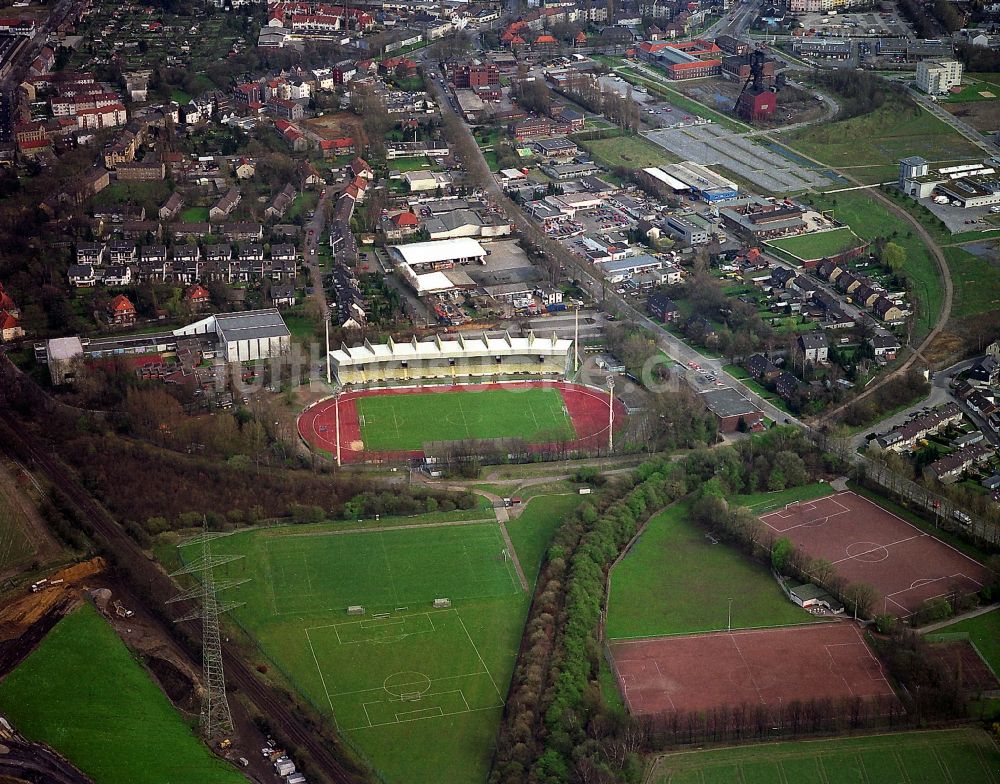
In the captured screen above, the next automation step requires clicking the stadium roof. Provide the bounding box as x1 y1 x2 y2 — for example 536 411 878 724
389 237 488 266
331 332 573 365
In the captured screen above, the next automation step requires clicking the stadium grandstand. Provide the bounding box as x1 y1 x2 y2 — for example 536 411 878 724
329 331 573 386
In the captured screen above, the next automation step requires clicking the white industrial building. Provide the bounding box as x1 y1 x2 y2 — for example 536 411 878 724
898 157 1000 207
174 308 291 362
916 59 963 95
388 237 488 270
329 332 573 386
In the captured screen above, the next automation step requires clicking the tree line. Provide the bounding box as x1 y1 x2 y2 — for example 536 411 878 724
490 429 836 783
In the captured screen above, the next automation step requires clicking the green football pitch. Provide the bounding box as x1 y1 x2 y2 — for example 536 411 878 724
179 522 529 784
257 524 520 615
356 388 575 451
767 226 863 261
650 728 1000 784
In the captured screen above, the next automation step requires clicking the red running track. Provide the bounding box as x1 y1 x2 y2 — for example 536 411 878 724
609 623 896 716
297 381 627 464
759 492 991 618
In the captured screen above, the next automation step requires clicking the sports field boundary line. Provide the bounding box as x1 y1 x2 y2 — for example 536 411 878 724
328 669 492 699
305 608 449 634
350 703 504 731
456 612 504 702
305 626 340 731
835 491 988 571
605 618 838 643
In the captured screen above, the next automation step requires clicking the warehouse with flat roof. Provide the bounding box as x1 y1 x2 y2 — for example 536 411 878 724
388 237 488 270
661 162 739 202
174 308 290 363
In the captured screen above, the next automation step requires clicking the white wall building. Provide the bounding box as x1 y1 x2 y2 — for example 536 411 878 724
174 308 291 362
916 60 963 94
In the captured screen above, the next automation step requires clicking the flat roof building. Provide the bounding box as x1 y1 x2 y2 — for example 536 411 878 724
388 238 488 270
174 308 290 363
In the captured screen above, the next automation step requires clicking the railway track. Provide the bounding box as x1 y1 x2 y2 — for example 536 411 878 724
0 410 369 784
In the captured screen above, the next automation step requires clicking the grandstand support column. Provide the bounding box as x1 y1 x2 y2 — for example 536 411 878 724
335 391 342 468
607 376 615 453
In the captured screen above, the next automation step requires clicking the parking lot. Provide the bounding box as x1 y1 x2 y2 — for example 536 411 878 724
644 124 832 192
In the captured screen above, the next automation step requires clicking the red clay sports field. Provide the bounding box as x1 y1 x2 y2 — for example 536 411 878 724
609 623 896 716
759 492 991 618
298 381 627 463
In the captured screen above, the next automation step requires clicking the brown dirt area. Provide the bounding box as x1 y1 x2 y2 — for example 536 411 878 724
303 112 368 144
925 311 1000 366
943 101 1000 133
672 79 826 128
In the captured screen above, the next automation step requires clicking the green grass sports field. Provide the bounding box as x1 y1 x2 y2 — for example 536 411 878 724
0 603 243 784
356 388 574 450
177 520 534 784
767 226 863 261
606 501 815 639
650 728 1000 784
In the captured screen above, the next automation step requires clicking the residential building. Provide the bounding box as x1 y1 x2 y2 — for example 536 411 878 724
916 59 963 95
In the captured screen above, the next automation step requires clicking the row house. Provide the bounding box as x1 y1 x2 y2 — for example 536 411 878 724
875 403 963 451
76 104 127 131
927 443 995 483
51 92 121 117
210 187 241 221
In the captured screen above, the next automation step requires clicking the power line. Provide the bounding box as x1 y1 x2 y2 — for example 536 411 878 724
168 522 249 739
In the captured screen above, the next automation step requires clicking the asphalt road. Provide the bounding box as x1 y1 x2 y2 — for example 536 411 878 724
0 735 92 784
425 55 801 427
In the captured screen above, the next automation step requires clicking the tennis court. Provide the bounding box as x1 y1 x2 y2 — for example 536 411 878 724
759 492 991 618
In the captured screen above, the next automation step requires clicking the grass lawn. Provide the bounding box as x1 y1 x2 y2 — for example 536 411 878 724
179 521 529 784
356 388 575 451
943 246 1000 318
170 88 191 105
390 157 439 173
605 502 813 639
287 191 319 221
732 482 835 515
942 78 1000 103
786 98 982 185
505 494 581 588
578 135 679 169
0 484 34 572
929 608 1000 677
767 226 863 261
179 206 209 223
283 312 316 342
802 191 942 338
0 604 243 784
649 728 1000 784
